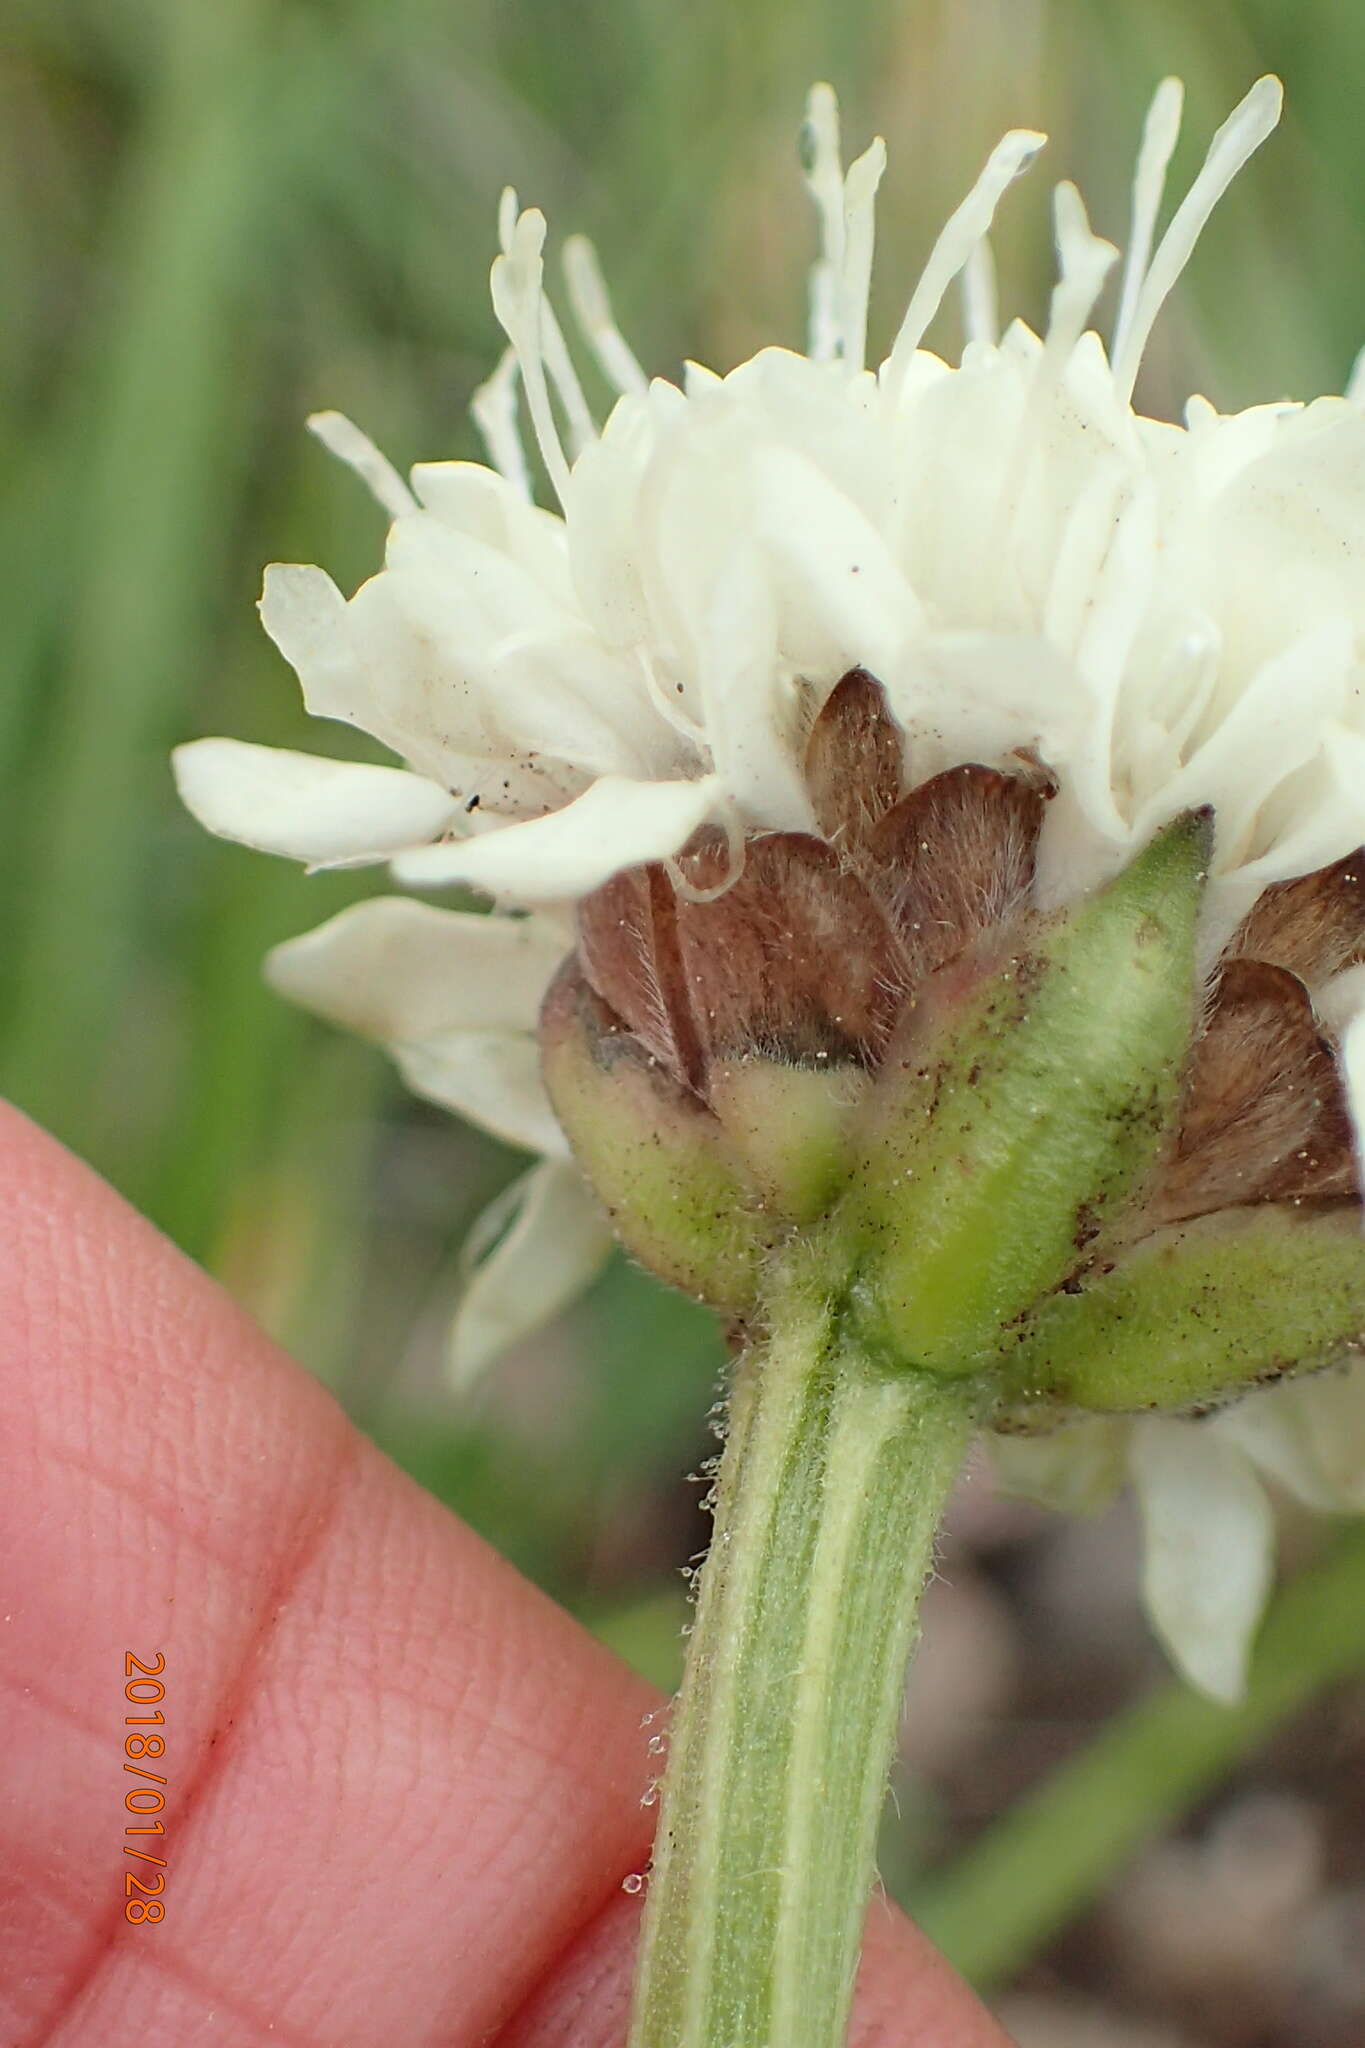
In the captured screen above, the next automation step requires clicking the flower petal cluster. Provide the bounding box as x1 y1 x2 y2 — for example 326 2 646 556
175 76 1365 1697
993 1368 1365 1702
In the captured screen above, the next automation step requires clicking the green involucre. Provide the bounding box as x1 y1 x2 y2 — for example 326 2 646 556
542 988 767 1310
846 814 1210 1376
993 1203 1365 1417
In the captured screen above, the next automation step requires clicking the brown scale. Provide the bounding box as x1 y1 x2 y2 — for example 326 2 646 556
1150 959 1357 1225
804 667 904 850
863 765 1046 986
1225 852 1365 983
572 665 1365 1227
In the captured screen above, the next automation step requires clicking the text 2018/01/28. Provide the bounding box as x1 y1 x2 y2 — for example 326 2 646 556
123 1652 167 1923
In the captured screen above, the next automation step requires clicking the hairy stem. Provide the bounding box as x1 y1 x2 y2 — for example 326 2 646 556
628 1262 978 2048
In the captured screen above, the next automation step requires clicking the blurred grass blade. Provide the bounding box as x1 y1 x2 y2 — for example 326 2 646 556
1 0 286 1147
910 1523 1365 1990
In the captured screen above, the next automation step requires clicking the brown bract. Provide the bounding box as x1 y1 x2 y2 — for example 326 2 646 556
561 667 1365 1242
1227 851 1365 983
577 671 1050 1095
1152 959 1356 1225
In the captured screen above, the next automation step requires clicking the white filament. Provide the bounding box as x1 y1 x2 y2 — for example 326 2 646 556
563 235 649 397
883 127 1047 398
470 348 532 500
1346 344 1365 407
961 236 999 347
497 187 598 462
305 411 417 520
637 647 708 748
489 206 573 507
537 292 599 459
1046 181 1119 363
838 138 887 377
1112 78 1185 376
1112 75 1282 401
802 83 846 363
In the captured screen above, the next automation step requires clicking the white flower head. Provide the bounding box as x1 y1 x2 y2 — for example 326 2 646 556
176 75 1365 1699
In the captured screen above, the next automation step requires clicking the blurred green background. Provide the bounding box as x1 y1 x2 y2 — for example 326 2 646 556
4 2 1365 2033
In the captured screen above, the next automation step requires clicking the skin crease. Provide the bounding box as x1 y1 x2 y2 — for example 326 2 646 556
0 1101 1012 2048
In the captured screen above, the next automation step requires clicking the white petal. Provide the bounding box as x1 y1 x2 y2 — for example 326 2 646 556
1341 1006 1365 1197
260 558 589 806
1136 621 1355 861
565 382 687 653
259 564 369 725
340 571 527 785
1291 1365 1365 1511
886 631 1098 782
989 1417 1131 1516
1201 730 1365 955
395 1034 567 1156
750 441 921 678
1314 961 1365 1034
383 515 660 774
393 772 722 899
266 897 567 1040
1131 1420 1276 1703
450 1160 612 1386
172 739 460 865
699 548 815 833
407 460 574 602
1216 1370 1365 1514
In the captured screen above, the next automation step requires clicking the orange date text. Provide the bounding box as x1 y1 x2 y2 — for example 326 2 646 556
122 1652 166 1922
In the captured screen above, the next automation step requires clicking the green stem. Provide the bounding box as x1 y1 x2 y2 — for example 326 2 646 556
629 1260 978 2048
912 1521 1365 1990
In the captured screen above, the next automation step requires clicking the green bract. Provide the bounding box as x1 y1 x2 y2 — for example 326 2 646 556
544 813 1365 1428
540 962 767 1310
995 1205 1365 1418
845 815 1210 1376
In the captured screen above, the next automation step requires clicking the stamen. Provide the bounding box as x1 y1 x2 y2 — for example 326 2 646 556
638 646 709 749
883 128 1046 398
961 237 999 347
666 802 746 903
982 188 1115 603
538 294 599 460
1046 181 1119 361
1111 78 1185 376
490 205 573 508
496 187 598 458
563 235 649 397
807 263 839 368
1347 345 1365 406
1112 75 1282 403
839 138 887 377
305 411 417 521
802 83 845 363
470 348 533 500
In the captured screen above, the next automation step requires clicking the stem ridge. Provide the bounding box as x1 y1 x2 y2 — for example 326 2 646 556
630 1269 977 2048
